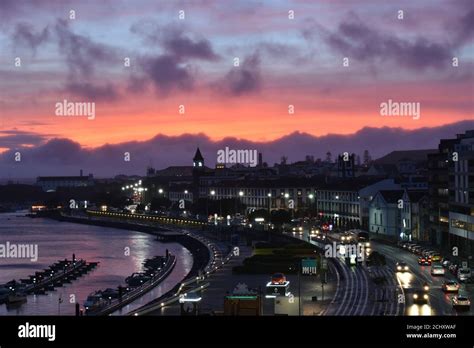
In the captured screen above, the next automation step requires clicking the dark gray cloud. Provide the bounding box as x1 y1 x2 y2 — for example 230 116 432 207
1 121 472 178
456 9 474 45
12 22 49 54
163 34 219 61
129 22 219 94
325 18 452 70
0 130 51 148
140 54 194 93
54 19 117 78
52 19 121 101
130 22 219 61
218 54 261 95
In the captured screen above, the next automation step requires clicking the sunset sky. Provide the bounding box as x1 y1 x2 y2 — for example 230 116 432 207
0 0 473 154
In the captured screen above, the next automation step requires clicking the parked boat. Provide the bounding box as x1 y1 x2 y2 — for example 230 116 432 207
125 273 150 287
84 292 107 312
7 292 27 305
0 287 10 304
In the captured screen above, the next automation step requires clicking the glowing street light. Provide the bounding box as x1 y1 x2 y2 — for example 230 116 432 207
210 190 216 196
158 188 163 194
267 193 272 197
184 190 188 194
239 191 244 197
284 193 289 198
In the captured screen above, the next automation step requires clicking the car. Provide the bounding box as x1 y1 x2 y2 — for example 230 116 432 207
431 254 442 262
407 244 418 252
442 280 460 292
418 256 431 266
420 249 430 257
396 262 409 272
457 268 472 282
413 289 429 304
431 264 445 276
414 247 424 255
292 226 304 234
271 273 286 285
452 294 470 310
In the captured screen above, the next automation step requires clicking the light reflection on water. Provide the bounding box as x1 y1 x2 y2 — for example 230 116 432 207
0 213 193 315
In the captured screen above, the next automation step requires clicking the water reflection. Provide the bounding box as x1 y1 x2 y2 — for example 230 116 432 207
0 213 193 315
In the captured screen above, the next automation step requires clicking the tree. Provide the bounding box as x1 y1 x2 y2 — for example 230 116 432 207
150 197 171 211
363 150 372 166
270 209 291 226
325 151 332 163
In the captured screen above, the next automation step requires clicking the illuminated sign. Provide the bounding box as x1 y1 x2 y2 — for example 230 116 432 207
301 258 317 275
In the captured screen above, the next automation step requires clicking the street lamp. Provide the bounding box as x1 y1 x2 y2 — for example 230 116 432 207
184 190 188 194
158 188 163 194
239 191 244 197
284 193 289 199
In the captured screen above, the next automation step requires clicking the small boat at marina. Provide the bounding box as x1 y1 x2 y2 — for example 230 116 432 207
101 288 119 300
84 292 107 312
0 287 10 304
125 273 150 287
7 292 27 305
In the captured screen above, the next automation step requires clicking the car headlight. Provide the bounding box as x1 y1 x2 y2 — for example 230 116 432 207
365 242 370 247
397 266 401 270
414 294 418 299
404 266 409 270
424 294 428 299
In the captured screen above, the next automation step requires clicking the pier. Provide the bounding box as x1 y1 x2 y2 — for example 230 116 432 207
86 253 177 316
1 255 98 305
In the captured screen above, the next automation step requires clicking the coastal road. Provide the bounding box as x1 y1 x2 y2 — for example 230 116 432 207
371 240 474 316
287 231 381 316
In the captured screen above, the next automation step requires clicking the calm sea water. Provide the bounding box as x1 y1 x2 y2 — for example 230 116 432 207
0 213 193 315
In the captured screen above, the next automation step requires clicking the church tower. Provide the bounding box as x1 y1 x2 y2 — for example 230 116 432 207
192 148 205 204
193 148 204 169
